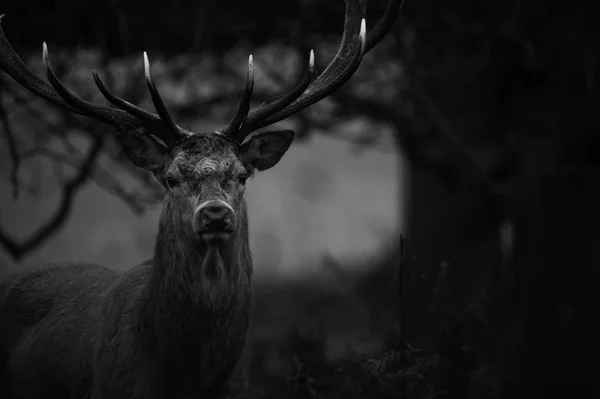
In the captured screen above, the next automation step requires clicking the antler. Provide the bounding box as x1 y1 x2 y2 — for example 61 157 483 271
0 0 401 147
0 14 188 146
221 0 404 143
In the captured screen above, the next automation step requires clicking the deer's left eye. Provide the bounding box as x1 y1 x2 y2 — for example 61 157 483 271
238 174 249 185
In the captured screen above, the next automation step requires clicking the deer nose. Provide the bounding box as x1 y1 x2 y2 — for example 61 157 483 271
195 201 234 233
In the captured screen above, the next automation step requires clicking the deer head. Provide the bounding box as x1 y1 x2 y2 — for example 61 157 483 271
0 0 403 250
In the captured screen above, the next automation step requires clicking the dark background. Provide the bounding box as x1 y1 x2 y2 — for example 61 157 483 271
1 0 599 397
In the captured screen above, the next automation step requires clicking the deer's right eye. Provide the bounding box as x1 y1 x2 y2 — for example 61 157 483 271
165 176 180 189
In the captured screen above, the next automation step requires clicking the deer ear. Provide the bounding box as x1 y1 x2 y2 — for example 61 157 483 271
241 129 294 171
117 125 166 171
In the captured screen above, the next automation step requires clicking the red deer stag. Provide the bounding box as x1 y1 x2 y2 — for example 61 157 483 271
0 1 402 398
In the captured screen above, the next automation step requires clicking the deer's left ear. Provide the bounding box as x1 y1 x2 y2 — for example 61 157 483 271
241 129 294 171
117 125 167 171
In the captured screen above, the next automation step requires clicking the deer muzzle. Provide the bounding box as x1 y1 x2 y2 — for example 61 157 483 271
194 200 236 244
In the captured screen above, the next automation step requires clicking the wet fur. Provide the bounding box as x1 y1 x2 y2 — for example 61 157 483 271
0 134 257 399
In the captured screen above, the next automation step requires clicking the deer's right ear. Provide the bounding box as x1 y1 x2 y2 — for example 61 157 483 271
117 125 167 171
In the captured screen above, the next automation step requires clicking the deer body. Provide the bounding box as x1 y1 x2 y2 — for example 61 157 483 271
0 1 401 398
1 168 253 399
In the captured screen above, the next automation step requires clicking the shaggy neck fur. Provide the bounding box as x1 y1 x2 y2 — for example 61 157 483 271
135 197 253 393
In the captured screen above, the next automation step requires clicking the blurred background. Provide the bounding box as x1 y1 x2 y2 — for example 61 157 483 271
0 0 598 398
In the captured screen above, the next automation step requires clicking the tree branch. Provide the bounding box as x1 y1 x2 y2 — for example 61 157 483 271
0 135 105 261
20 146 155 215
0 75 21 198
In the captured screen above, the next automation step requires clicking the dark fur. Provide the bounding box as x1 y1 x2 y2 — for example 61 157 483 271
0 131 292 399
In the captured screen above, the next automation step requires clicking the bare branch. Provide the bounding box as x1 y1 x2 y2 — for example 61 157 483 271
91 166 154 215
0 74 21 198
0 135 105 261
20 144 154 215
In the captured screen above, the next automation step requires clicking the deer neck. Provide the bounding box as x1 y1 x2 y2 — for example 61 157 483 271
136 201 253 374
129 202 253 392
148 203 253 313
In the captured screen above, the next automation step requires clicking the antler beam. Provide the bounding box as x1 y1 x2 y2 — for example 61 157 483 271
222 0 404 143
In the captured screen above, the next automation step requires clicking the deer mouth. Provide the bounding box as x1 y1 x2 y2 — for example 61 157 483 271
200 230 233 245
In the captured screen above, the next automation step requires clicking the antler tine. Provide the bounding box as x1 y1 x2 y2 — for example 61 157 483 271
43 44 184 145
92 69 163 123
143 52 187 142
227 49 318 142
0 15 86 117
42 42 118 126
232 0 364 140
229 0 401 142
221 55 255 137
365 0 404 53
259 49 320 112
0 15 187 146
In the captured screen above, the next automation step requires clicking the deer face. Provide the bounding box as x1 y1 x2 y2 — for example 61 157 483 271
117 126 293 246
